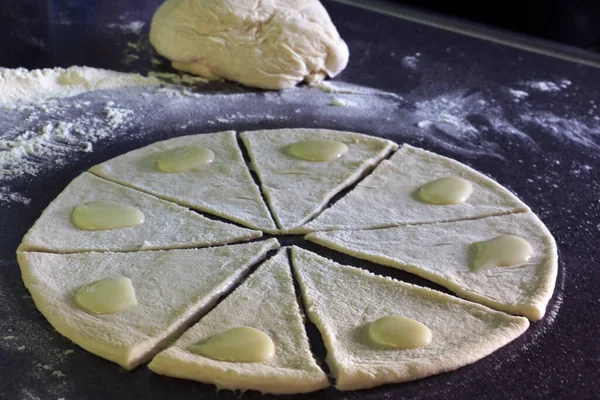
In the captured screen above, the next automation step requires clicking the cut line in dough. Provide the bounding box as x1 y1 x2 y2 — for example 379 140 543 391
18 239 280 369
306 212 558 320
240 128 397 232
149 248 329 394
290 246 530 391
18 172 262 253
296 144 530 233
89 131 278 233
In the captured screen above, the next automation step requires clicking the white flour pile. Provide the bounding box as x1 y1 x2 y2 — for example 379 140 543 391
401 54 420 71
520 79 571 93
0 67 403 205
0 66 159 106
508 89 529 101
107 21 146 34
1 65 598 208
0 98 139 202
412 90 535 157
521 111 600 150
0 67 160 204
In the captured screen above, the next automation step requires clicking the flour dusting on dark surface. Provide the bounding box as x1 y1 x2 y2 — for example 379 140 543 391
0 0 599 399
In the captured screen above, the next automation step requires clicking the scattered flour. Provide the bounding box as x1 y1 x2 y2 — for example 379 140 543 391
508 89 529 100
0 65 597 208
0 66 159 106
0 188 31 205
149 71 210 85
414 92 483 137
104 101 135 128
107 21 146 34
412 88 599 157
520 111 600 150
0 262 74 399
0 66 164 204
52 370 67 378
521 79 571 93
0 100 135 180
401 55 419 71
330 98 355 107
309 81 357 94
0 70 404 204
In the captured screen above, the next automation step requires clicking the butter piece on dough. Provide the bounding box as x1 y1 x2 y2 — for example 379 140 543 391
89 131 278 234
18 239 280 369
18 172 262 253
306 212 558 321
291 246 530 391
240 128 397 232
149 249 328 395
296 144 530 233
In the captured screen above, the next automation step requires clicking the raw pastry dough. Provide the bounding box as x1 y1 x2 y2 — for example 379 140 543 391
18 172 261 253
290 246 530 390
297 144 530 233
89 131 277 233
16 128 558 393
18 239 280 369
240 128 397 232
149 0 349 90
306 212 558 320
149 249 329 394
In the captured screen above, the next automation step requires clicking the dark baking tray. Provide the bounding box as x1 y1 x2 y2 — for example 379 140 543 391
0 1 599 399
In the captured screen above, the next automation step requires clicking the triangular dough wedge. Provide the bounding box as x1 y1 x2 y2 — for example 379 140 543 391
240 128 397 232
296 144 530 233
306 212 558 320
290 246 530 391
89 131 277 233
149 249 329 394
18 172 261 253
18 239 280 370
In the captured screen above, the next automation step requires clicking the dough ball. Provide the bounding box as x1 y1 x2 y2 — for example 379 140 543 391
149 0 349 90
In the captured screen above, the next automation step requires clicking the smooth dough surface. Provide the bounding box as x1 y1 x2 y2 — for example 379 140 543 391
306 212 558 321
89 131 277 233
18 172 262 253
290 246 530 391
18 239 280 369
297 144 530 233
240 128 397 231
149 0 349 90
149 249 329 394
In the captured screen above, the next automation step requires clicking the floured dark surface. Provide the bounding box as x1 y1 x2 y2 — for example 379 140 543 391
1 1 599 399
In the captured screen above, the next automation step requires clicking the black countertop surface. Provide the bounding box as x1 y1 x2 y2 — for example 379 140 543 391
0 1 599 399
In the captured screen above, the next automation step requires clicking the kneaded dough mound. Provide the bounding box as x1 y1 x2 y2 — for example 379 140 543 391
149 0 349 90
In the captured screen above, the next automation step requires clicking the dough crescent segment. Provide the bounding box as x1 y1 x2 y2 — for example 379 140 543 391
149 249 329 395
18 239 280 370
240 128 397 232
17 172 262 253
306 212 558 321
290 246 530 391
89 131 278 234
295 144 530 233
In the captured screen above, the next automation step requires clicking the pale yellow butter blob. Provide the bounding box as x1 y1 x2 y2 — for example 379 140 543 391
71 201 145 231
472 235 534 272
287 139 348 161
75 276 138 314
156 146 215 173
369 315 432 350
188 326 275 363
419 176 473 205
